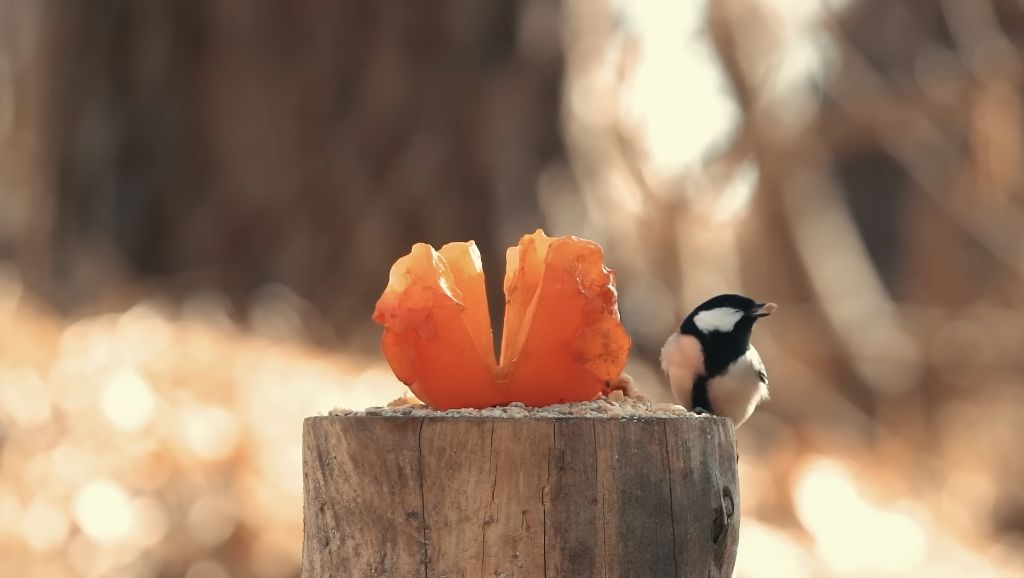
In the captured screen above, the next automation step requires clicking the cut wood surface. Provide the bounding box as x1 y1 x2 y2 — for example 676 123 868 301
302 415 739 578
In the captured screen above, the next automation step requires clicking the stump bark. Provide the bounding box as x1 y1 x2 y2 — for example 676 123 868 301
302 416 739 578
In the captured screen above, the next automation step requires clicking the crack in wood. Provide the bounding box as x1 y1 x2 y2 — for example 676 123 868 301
663 420 680 577
481 421 496 575
593 420 609 578
417 418 429 578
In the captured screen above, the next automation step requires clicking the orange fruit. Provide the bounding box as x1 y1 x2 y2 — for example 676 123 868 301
372 230 631 409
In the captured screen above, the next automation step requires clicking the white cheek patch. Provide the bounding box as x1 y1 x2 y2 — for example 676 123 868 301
693 307 743 333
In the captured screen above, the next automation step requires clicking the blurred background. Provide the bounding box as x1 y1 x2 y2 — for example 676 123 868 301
2 0 1024 576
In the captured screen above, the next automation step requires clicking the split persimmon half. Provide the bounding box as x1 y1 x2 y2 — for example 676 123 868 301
372 229 631 409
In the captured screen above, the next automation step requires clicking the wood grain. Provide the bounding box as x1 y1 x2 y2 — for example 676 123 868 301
302 415 739 578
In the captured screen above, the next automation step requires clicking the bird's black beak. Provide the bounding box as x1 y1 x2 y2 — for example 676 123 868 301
749 302 777 318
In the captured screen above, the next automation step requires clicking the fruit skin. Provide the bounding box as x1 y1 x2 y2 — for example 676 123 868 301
373 230 632 410
373 242 500 410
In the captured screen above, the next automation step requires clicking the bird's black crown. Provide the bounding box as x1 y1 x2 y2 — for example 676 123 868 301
689 294 758 315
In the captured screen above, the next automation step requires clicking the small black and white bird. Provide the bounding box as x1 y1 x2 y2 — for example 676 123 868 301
660 294 776 427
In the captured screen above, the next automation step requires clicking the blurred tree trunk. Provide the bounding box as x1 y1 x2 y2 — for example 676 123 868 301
1 0 566 343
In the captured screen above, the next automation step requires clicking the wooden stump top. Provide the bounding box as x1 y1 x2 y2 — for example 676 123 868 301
303 415 739 578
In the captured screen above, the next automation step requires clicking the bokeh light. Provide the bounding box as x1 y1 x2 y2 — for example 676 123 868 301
73 480 135 545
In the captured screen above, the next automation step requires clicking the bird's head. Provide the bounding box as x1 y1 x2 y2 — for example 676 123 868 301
679 293 776 342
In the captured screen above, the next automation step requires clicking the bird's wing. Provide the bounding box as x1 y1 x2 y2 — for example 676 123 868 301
748 345 769 393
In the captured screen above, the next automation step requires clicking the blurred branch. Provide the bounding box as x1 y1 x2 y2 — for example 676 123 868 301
823 15 1024 279
781 168 922 396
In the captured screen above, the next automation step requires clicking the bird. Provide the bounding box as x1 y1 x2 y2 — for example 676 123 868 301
660 294 776 427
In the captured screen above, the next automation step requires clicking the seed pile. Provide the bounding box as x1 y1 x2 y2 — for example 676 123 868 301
330 389 698 420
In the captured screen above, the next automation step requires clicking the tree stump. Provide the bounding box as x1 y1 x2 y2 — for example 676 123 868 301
302 416 739 578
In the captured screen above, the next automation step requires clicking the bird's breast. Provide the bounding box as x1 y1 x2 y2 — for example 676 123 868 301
706 346 769 427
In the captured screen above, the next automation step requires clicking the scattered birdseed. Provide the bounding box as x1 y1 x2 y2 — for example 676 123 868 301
330 390 699 420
